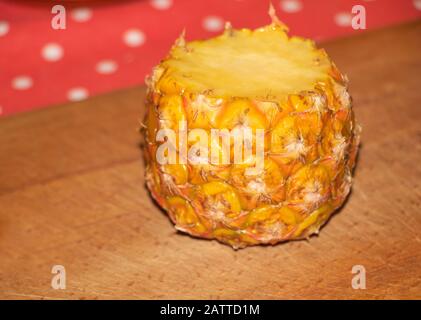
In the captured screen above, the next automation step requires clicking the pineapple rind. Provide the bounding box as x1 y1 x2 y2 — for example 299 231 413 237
143 23 360 249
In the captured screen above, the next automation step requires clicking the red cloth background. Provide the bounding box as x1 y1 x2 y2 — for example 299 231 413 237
0 0 420 117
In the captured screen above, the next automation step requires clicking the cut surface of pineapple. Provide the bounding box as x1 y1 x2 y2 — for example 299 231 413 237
159 27 331 100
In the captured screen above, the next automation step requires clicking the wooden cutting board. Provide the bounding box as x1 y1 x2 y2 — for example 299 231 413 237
1 21 420 300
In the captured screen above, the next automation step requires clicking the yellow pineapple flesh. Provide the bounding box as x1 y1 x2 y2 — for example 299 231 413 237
143 9 361 249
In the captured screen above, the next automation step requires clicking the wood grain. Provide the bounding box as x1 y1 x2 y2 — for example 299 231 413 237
1 22 421 300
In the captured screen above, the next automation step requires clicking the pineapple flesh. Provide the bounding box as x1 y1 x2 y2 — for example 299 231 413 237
143 12 361 249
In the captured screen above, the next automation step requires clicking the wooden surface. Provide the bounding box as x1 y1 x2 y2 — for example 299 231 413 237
1 22 421 300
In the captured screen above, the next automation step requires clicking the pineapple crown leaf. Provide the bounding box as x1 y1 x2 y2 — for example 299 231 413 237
268 2 289 33
224 21 234 37
173 29 186 49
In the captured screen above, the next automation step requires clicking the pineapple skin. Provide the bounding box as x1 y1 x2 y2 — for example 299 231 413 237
143 30 361 249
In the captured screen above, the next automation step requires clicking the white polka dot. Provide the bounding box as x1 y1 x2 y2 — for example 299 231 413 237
41 43 64 62
202 16 224 32
414 0 421 10
12 76 33 90
280 0 303 13
67 87 89 102
0 20 9 37
96 60 118 74
71 8 93 22
150 0 173 10
123 29 146 47
334 12 353 27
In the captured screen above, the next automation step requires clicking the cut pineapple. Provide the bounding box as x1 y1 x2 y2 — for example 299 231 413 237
143 8 361 249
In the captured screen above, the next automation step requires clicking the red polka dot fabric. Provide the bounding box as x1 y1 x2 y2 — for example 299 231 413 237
0 0 420 117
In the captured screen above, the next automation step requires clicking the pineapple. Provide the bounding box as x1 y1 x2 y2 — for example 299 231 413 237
142 7 361 249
